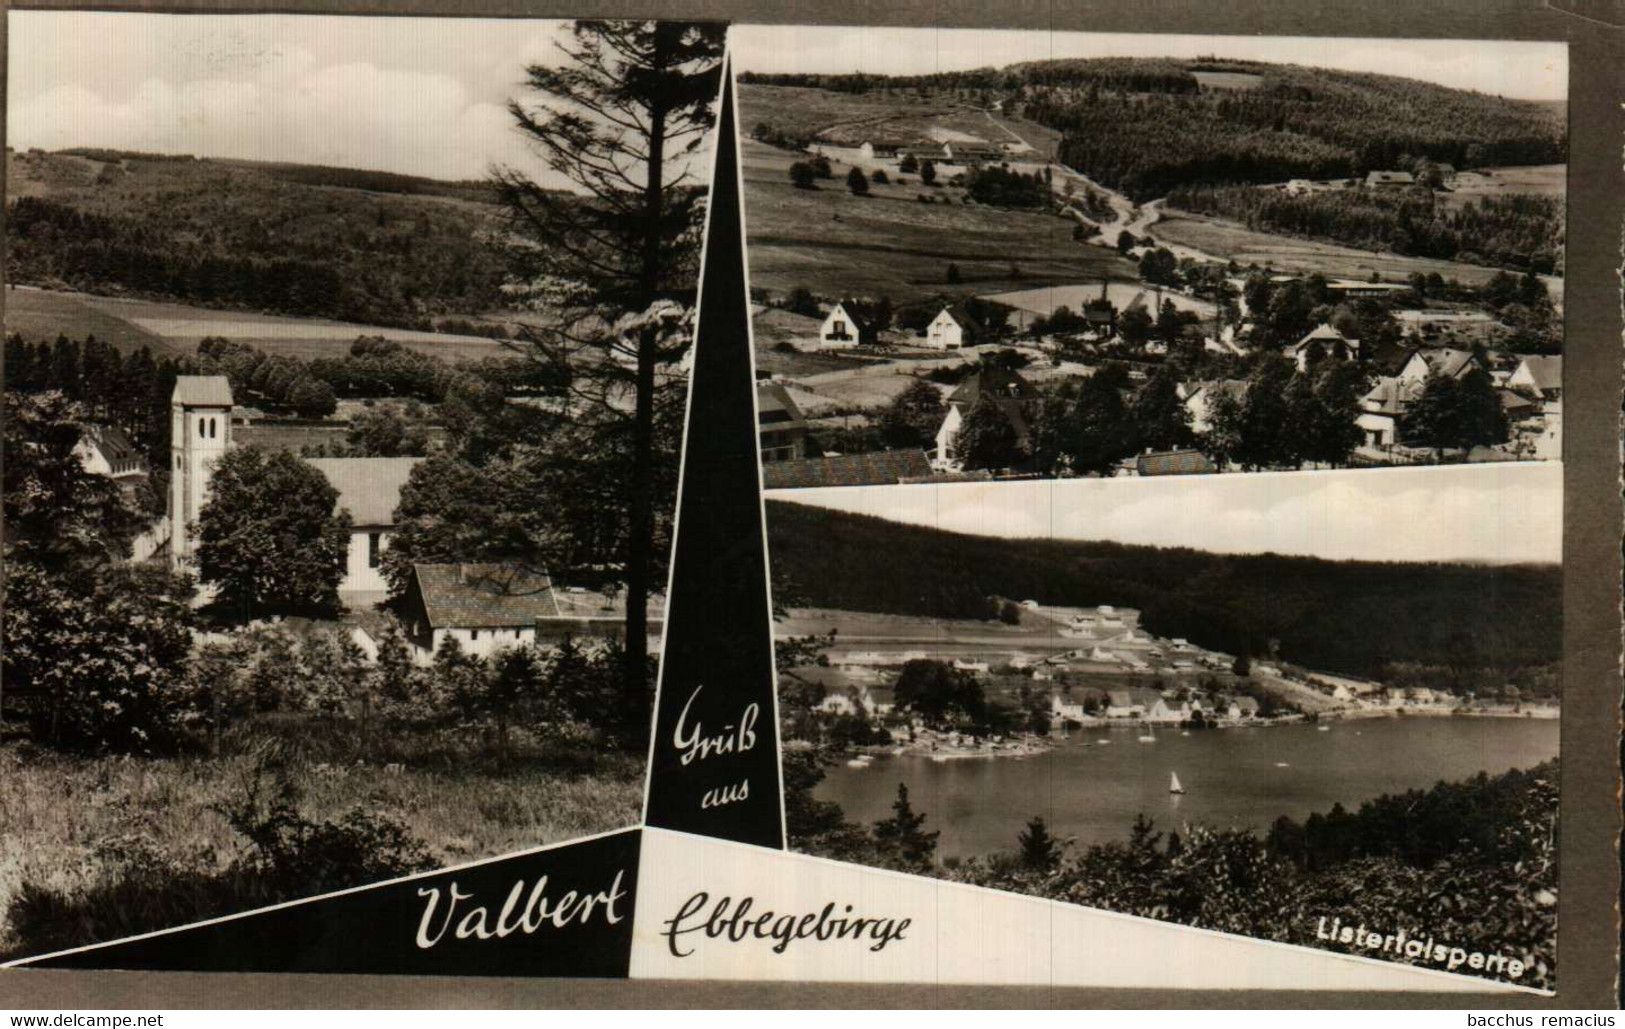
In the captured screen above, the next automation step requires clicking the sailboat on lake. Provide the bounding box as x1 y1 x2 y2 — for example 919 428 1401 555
1169 772 1185 795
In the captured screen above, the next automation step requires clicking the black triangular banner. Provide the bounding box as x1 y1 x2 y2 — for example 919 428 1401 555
14 829 642 975
642 59 786 848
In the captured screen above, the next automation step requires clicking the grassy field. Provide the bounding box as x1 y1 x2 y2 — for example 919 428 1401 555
0 732 642 959
4 287 511 362
740 138 1138 304
1443 164 1567 209
1151 209 1562 295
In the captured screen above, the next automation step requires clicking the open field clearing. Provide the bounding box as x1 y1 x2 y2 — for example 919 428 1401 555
989 281 1217 319
5 288 510 362
4 287 174 355
1152 209 1566 303
741 138 1137 304
1444 164 1566 208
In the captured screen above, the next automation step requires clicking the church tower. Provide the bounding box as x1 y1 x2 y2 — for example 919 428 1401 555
169 376 235 571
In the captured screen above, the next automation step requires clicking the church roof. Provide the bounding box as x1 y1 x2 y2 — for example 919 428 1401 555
305 457 422 527
172 376 234 407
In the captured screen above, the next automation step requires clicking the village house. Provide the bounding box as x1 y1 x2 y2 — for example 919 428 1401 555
1285 323 1359 371
1181 379 1247 435
1356 376 1424 448
756 381 809 465
76 424 149 494
1508 355 1562 401
1051 693 1088 723
860 140 906 160
817 300 876 349
1105 687 1163 719
1324 279 1412 300
396 562 559 665
1227 696 1261 720
1397 346 1484 384
923 306 968 350
934 366 1039 470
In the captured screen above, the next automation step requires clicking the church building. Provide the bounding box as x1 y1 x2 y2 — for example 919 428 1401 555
168 375 418 602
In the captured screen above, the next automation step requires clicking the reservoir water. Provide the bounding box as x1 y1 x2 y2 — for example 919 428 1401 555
815 717 1559 859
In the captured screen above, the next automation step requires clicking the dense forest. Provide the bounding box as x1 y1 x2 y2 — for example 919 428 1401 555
766 501 1560 695
5 150 511 327
742 59 1566 201
1166 184 1564 274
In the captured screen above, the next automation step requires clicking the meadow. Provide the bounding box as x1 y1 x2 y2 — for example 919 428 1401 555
739 137 1137 304
1150 207 1565 300
5 287 511 363
0 724 643 960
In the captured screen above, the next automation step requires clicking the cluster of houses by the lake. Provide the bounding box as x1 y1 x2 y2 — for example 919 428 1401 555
782 600 1548 754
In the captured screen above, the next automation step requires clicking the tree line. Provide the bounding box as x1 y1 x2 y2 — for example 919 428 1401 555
1166 183 1563 274
764 500 1561 697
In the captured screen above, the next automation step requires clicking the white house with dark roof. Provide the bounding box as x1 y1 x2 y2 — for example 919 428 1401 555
818 301 872 349
924 306 967 350
1508 355 1562 400
1397 347 1483 385
76 424 149 492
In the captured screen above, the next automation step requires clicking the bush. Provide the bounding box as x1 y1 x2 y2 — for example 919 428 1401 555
788 162 817 189
846 167 870 196
871 169 889 185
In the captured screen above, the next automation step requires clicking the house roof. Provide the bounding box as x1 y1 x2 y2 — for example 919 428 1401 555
410 563 561 630
1136 449 1215 476
947 366 1036 408
80 424 144 466
1515 355 1562 393
305 457 422 527
757 381 806 427
1415 347 1480 379
172 375 234 408
1498 389 1538 413
1185 379 1247 405
1361 376 1423 416
824 300 874 335
1288 323 1354 353
761 449 933 490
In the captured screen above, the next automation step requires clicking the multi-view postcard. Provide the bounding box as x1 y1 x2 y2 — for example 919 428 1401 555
0 7 1616 1010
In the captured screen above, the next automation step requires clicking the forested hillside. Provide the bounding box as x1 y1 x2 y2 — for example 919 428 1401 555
766 500 1560 695
741 59 1566 201
5 149 511 328
1165 184 1564 274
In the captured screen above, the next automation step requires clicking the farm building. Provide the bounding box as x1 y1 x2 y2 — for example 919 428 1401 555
818 300 876 349
941 141 1004 165
1365 170 1416 189
397 563 558 664
757 381 810 464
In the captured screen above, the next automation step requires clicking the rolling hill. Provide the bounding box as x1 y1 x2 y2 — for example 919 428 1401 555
5 148 512 330
766 499 1561 696
742 59 1566 202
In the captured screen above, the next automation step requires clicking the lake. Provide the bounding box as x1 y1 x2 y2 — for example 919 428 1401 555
816 717 1559 859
